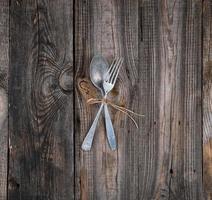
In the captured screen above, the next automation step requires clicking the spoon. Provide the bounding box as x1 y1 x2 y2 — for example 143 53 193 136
81 55 116 150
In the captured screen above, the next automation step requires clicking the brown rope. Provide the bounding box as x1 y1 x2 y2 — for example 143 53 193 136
87 98 144 128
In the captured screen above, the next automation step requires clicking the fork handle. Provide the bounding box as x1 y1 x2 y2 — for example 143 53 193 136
104 104 117 150
81 103 104 151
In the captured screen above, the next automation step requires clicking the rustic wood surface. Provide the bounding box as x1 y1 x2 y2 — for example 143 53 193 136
75 0 203 199
8 0 74 199
0 0 9 199
203 0 212 199
0 0 211 199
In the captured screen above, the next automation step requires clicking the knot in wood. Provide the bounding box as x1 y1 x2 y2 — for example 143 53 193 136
59 67 73 93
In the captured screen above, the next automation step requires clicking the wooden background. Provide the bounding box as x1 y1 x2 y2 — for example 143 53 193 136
0 0 211 199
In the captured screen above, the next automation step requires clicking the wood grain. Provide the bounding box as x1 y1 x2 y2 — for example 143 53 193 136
154 0 203 199
203 0 212 199
75 0 128 199
75 0 203 199
0 0 9 199
0 0 207 199
8 0 74 199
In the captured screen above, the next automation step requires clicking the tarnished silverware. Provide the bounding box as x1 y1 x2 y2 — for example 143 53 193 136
81 55 123 151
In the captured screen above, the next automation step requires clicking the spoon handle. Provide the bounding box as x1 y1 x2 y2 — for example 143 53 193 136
104 104 117 150
81 103 104 151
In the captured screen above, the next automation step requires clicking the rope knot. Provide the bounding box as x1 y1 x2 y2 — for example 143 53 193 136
86 97 144 128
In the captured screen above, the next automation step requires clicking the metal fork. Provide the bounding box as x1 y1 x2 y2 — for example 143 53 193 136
81 57 123 151
103 58 123 150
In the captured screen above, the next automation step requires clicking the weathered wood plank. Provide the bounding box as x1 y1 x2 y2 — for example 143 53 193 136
8 0 74 199
75 0 203 199
75 0 119 199
153 0 203 199
74 0 138 199
203 0 212 199
0 0 9 199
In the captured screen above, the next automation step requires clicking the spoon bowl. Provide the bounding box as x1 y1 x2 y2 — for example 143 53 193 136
90 55 109 94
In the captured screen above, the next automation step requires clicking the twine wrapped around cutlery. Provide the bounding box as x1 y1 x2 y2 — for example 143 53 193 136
78 78 144 128
87 97 144 128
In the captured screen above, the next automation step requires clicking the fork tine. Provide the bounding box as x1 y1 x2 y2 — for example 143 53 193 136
108 57 121 81
108 58 117 73
110 58 123 83
105 57 117 80
111 58 123 84
107 58 120 80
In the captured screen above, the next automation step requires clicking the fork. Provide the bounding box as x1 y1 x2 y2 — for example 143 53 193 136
103 58 123 150
81 57 123 151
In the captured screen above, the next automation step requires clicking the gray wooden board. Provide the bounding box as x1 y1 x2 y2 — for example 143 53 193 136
0 0 9 199
203 0 212 199
8 0 74 199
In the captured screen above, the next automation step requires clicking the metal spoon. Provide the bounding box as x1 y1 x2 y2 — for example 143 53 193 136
81 55 116 151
